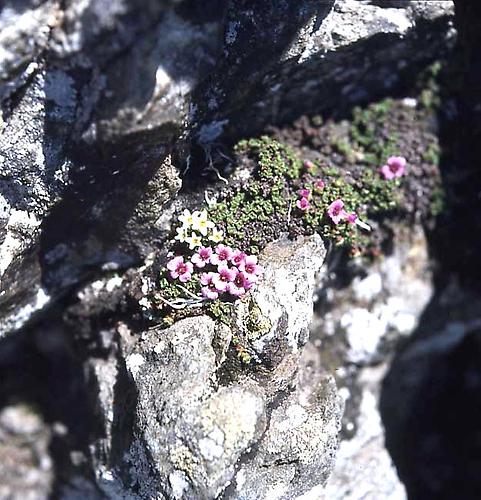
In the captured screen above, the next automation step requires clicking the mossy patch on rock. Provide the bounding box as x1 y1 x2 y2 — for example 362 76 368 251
208 135 399 255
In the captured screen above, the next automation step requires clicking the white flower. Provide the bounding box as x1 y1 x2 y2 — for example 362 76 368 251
185 232 202 249
209 227 223 243
175 226 189 242
192 210 215 236
178 209 195 227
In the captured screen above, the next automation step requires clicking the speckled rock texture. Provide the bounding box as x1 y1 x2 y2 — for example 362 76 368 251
85 235 343 500
0 0 463 499
0 404 53 500
0 0 454 337
307 221 433 500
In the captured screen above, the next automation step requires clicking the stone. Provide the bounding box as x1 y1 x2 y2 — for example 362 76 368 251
381 282 481 499
312 222 433 366
318 364 406 500
0 1 460 498
0 404 53 500
84 236 343 499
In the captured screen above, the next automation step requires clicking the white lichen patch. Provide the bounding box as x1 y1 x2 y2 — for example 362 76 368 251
0 288 50 336
125 353 145 378
0 209 42 276
245 235 326 353
169 470 190 500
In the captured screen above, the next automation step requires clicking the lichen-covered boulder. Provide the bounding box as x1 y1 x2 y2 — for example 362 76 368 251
88 235 342 499
0 405 53 500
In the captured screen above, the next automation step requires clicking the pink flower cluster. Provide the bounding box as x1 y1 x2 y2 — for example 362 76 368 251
327 199 357 225
166 244 264 300
296 179 325 211
380 156 406 180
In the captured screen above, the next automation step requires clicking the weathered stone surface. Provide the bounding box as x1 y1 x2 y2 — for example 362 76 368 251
232 343 342 500
381 282 481 499
313 222 433 366
0 0 454 337
0 1 461 498
0 404 53 500
192 0 455 141
318 364 406 500
305 222 433 500
84 236 342 499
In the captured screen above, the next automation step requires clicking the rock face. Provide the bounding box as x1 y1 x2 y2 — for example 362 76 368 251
309 222 434 500
87 235 343 500
0 0 461 498
0 0 454 337
381 283 481 499
0 404 53 500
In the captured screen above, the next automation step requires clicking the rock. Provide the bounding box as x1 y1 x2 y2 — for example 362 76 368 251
318 364 406 500
381 282 481 499
0 0 454 337
232 343 343 500
85 235 343 499
191 0 455 141
312 222 433 367
0 404 53 500
306 222 432 499
0 0 460 497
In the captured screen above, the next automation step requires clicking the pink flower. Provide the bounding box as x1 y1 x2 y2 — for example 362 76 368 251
239 255 263 280
304 160 315 170
226 270 248 297
212 264 236 292
210 244 234 266
298 188 311 199
347 212 357 224
166 256 193 283
230 249 247 268
314 179 325 190
380 156 406 180
327 199 348 224
200 272 219 300
230 269 257 297
296 197 310 211
191 246 213 268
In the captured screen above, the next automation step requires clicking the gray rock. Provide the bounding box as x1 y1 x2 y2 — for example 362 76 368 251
318 363 406 500
232 343 343 500
381 282 481 499
306 222 432 499
0 404 53 500
0 0 454 336
312 222 433 366
192 0 455 140
86 235 343 499
0 1 459 498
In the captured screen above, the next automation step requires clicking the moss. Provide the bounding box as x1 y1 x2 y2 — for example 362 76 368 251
244 302 272 341
208 136 300 254
416 61 443 111
430 186 446 216
231 336 253 364
333 139 356 163
205 300 235 326
208 133 402 255
422 143 440 166
349 99 399 167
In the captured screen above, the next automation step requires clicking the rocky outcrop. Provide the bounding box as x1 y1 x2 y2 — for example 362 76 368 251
310 221 433 500
381 282 481 499
0 0 454 337
0 1 461 499
83 235 343 500
0 404 53 500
